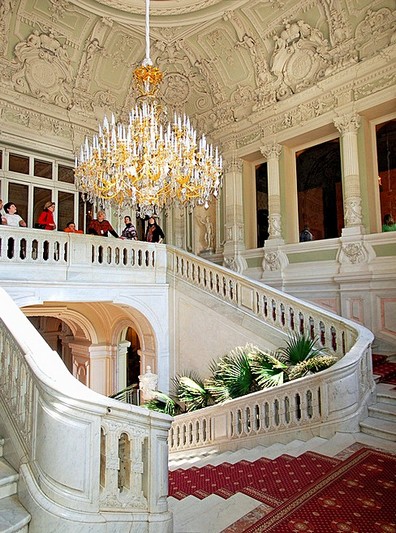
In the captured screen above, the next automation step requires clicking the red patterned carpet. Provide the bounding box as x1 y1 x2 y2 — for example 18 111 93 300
169 452 340 505
372 354 396 385
243 448 396 533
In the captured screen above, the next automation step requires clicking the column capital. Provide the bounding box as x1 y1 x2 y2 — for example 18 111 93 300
223 155 243 173
260 141 282 160
334 112 361 135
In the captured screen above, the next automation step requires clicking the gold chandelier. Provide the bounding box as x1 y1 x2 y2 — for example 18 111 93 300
74 0 223 218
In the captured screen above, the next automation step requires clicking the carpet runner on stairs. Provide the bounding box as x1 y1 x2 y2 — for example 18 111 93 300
169 451 340 506
372 354 396 385
242 447 396 533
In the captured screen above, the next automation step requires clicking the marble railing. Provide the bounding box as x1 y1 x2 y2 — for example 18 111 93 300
166 247 375 454
0 226 166 283
167 247 360 358
0 288 172 531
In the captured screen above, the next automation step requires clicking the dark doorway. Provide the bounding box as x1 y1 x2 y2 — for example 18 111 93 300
377 120 396 227
296 139 344 240
126 327 141 387
256 163 269 247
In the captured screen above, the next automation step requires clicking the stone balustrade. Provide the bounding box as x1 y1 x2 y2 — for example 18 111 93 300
0 288 172 531
166 247 375 455
0 226 167 283
167 247 360 359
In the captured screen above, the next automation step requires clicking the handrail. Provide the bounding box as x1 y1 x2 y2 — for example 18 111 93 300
167 246 359 358
0 226 167 283
166 247 375 454
0 287 172 528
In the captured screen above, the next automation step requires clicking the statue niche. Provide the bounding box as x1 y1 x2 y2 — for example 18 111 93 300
12 30 73 109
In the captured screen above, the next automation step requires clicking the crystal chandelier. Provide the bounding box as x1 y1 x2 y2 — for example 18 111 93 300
75 0 222 218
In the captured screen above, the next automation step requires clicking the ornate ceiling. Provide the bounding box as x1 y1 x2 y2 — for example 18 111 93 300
0 0 395 153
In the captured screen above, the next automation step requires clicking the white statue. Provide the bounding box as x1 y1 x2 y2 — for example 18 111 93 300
199 216 214 250
138 365 158 402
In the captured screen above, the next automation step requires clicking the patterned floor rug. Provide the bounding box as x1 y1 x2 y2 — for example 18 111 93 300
243 448 396 533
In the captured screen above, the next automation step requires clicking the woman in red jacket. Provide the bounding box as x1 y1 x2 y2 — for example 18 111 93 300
37 201 56 230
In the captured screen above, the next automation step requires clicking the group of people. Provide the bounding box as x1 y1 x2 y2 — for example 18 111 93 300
0 200 165 243
87 212 165 243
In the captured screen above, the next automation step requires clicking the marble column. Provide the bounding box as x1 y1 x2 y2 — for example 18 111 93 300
222 153 247 272
70 342 117 396
69 340 91 388
260 141 284 245
117 340 130 392
334 112 364 236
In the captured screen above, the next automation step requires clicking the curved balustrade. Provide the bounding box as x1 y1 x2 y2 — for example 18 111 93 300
167 247 374 454
0 288 172 531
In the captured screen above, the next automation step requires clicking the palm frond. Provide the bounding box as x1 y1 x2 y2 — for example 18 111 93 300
143 390 179 416
250 349 287 389
172 372 213 411
206 347 255 402
288 355 338 380
277 331 328 365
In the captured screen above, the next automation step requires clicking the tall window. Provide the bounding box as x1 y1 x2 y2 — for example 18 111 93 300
33 187 52 226
8 182 28 222
296 139 343 240
377 120 396 227
58 191 74 231
256 163 269 247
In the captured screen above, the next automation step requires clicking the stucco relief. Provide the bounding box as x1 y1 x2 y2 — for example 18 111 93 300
262 249 288 271
2 103 71 138
354 71 396 101
162 72 191 108
223 254 247 274
344 197 362 227
12 31 73 108
270 20 330 99
0 0 12 56
268 214 282 239
355 8 396 59
337 242 374 265
48 0 73 20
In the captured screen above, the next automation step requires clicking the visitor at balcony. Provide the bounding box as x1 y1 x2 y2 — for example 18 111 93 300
87 210 119 238
0 199 4 224
64 221 83 233
382 213 396 232
37 201 56 230
3 202 27 227
145 216 165 243
299 224 313 242
120 216 138 240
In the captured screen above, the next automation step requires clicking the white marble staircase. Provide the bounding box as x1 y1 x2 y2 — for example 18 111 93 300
169 382 396 533
0 438 31 533
360 382 396 442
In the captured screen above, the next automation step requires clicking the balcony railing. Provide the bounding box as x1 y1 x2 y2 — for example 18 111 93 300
0 226 167 283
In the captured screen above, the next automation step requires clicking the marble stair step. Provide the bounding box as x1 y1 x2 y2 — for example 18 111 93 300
360 417 396 441
0 494 31 533
376 383 396 405
0 459 18 500
312 432 356 457
169 492 260 533
368 402 396 422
